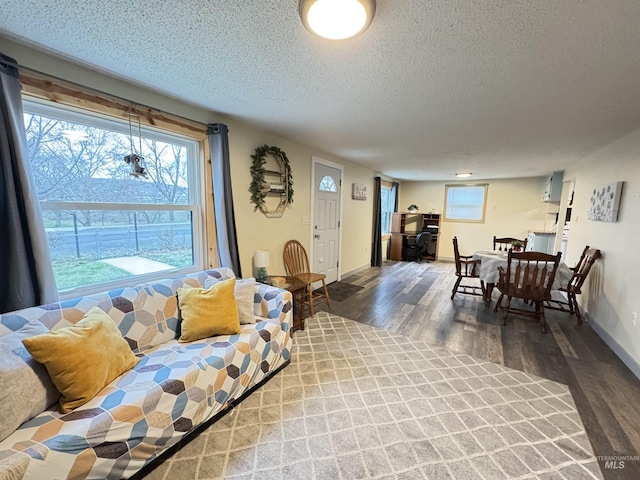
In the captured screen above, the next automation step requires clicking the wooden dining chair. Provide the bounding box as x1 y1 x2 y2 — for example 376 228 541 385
451 237 485 300
493 236 528 251
494 250 561 333
283 240 330 317
545 246 601 325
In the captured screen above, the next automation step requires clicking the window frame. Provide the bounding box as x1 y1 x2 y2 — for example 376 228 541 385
380 184 395 234
443 183 489 223
22 97 206 299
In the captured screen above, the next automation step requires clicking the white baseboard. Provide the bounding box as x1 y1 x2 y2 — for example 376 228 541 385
586 313 640 381
340 263 370 280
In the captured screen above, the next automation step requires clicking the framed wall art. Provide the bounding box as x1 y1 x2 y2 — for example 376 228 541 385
587 181 623 222
352 183 367 200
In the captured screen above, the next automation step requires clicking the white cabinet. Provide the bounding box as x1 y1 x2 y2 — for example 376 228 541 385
542 171 563 203
526 232 556 254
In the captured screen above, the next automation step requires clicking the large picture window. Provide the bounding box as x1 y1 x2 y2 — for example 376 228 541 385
23 99 203 295
444 184 488 222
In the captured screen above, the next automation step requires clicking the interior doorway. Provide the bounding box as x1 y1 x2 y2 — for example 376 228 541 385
311 158 343 284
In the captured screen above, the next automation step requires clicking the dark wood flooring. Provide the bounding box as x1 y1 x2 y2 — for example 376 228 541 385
314 260 640 480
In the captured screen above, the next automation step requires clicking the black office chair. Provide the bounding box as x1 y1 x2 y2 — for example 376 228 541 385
406 232 432 262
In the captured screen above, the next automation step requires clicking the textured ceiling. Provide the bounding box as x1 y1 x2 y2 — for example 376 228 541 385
1 0 640 180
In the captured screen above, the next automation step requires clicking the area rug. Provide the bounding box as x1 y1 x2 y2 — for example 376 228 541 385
144 313 602 480
314 281 364 302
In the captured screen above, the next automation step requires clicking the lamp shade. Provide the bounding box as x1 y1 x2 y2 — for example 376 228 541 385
254 250 270 268
299 0 376 40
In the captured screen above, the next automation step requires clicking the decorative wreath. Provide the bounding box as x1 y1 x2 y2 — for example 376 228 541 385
249 145 294 214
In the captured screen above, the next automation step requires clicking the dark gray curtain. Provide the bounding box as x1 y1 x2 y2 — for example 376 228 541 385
0 53 57 312
392 181 399 212
207 123 242 277
371 176 382 267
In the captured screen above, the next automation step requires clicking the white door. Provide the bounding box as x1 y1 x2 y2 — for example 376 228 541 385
313 163 341 284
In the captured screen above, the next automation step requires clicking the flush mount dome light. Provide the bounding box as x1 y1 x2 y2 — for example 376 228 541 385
299 0 376 40
455 173 473 178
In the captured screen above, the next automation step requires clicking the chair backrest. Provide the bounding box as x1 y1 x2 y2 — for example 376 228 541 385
493 236 528 251
452 236 463 275
568 246 601 291
504 251 561 296
283 240 310 276
415 232 431 251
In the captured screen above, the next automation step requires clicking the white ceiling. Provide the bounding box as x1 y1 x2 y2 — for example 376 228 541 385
2 0 640 180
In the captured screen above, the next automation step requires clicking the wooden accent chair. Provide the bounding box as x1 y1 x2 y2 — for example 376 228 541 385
283 240 330 317
545 246 601 324
494 250 561 333
451 237 485 300
493 236 528 251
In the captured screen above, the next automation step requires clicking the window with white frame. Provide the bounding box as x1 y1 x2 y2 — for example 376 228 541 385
23 99 203 295
444 184 488 222
381 185 395 233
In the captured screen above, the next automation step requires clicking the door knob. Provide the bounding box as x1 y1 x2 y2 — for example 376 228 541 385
314 234 320 239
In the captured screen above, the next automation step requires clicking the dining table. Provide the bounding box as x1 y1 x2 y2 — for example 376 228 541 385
472 250 574 307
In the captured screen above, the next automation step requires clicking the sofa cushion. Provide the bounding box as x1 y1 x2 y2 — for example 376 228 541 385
22 307 139 413
177 278 240 342
0 321 60 442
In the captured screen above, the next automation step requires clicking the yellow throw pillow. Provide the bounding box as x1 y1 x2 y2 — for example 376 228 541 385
22 306 139 413
177 278 240 342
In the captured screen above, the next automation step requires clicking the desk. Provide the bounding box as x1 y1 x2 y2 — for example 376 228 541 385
472 251 573 307
389 233 438 261
264 276 307 334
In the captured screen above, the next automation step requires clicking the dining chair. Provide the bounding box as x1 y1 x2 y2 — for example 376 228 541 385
494 250 561 333
283 240 330 317
493 236 528 251
545 246 601 325
451 237 485 300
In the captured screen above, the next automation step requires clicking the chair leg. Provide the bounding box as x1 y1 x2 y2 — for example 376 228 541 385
537 301 548 333
571 293 583 325
322 279 331 310
451 276 462 300
307 284 315 317
502 297 512 325
494 293 504 313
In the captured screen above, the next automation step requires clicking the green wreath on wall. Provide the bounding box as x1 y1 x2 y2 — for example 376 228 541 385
249 145 294 217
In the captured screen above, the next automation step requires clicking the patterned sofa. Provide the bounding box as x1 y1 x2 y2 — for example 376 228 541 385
0 268 292 479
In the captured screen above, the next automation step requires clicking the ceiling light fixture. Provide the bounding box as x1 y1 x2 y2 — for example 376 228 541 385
455 173 473 178
299 0 376 40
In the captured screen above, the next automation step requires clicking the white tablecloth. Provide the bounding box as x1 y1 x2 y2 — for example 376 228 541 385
472 250 573 288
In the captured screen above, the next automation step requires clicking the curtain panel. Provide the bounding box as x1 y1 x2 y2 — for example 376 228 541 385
0 53 57 312
207 123 242 277
392 181 399 212
371 176 382 267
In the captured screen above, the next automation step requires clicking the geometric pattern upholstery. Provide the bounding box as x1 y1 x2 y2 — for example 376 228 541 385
0 269 292 479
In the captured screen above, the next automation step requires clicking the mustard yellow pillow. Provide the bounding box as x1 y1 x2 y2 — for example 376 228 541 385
177 278 240 342
22 307 139 413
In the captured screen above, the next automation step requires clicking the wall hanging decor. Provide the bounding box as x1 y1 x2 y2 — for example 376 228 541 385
587 181 623 222
249 145 294 218
352 183 367 200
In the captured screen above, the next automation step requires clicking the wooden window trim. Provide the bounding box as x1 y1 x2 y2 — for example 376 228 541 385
19 70 219 268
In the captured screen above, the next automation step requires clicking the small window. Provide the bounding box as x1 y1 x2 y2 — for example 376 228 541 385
381 185 395 234
444 184 488 222
319 175 337 192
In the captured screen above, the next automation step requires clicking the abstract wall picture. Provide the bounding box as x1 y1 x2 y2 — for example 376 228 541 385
587 181 624 222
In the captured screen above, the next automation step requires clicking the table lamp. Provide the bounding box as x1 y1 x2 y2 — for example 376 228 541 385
254 250 270 283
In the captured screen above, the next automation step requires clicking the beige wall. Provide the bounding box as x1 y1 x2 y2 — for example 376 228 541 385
563 127 640 374
2 38 376 280
400 177 551 259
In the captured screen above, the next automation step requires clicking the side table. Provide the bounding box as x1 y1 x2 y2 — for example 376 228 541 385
264 275 307 335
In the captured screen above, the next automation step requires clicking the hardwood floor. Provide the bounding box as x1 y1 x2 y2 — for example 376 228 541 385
314 260 640 480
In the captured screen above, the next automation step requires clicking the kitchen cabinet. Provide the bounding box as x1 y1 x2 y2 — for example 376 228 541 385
542 171 563 203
